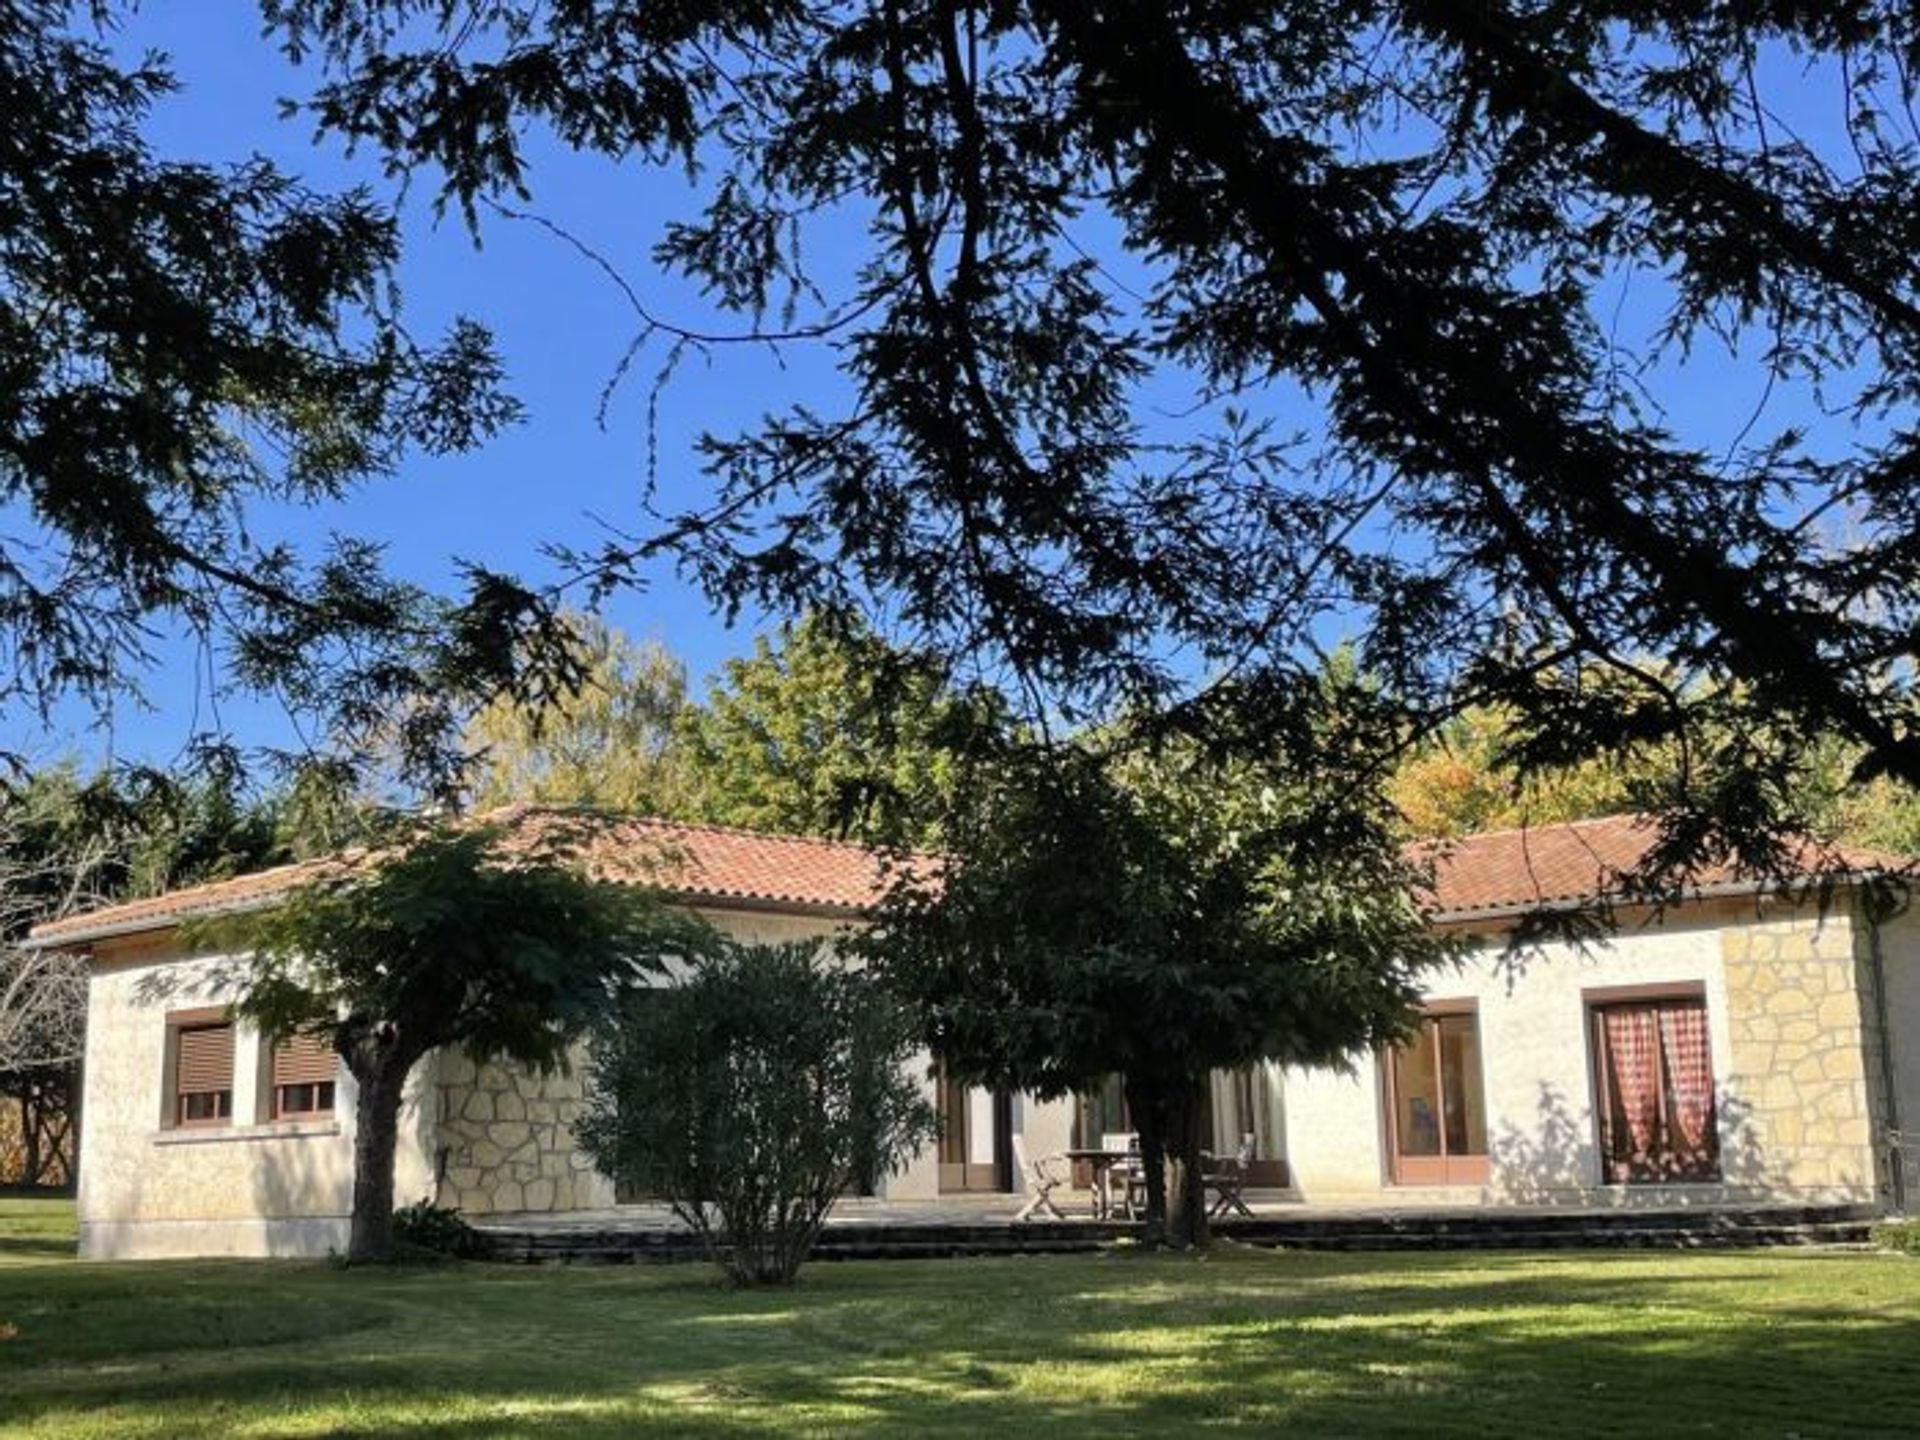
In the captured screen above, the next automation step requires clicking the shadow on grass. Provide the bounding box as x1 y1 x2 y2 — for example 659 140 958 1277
4 1249 1919 1437
0 1197 76 1264
0 1232 75 1261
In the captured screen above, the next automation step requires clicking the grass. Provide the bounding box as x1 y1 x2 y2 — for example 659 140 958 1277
0 1195 76 1264
4 1198 1919 1437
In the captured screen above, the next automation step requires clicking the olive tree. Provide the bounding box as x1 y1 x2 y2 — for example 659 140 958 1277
577 940 937 1285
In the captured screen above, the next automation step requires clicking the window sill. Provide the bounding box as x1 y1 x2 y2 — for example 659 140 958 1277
1598 1178 1726 1189
153 1120 341 1147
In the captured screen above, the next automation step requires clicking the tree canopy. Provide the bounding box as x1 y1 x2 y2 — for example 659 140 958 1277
465 612 993 847
255 0 1920 887
869 713 1447 1246
676 613 995 848
467 614 695 816
1389 697 1920 857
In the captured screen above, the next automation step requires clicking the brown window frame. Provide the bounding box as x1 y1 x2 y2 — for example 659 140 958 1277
1383 1002 1491 1187
168 1008 235 1130
1587 986 1721 1185
268 1033 338 1122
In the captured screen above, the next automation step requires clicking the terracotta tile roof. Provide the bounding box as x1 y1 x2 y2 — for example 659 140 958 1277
28 805 921 948
29 804 1907 948
1416 812 1908 919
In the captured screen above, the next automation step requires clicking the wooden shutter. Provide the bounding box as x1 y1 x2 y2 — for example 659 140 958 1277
176 1023 234 1095
272 1034 337 1088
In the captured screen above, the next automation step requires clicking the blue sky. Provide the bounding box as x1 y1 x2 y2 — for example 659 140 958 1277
33 5 856 771
16 11 1889 776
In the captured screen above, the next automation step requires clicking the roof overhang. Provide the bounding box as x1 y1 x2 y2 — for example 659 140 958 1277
1425 870 1887 929
23 887 871 955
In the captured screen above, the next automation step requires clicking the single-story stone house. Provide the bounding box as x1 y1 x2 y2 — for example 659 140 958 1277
28 808 1918 1259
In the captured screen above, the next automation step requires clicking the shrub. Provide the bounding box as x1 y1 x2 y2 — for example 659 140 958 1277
578 940 937 1286
391 1199 482 1259
1870 1218 1920 1256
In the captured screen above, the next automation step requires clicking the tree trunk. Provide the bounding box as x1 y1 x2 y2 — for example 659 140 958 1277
19 1088 42 1187
348 1064 407 1262
1124 1075 1169 1244
63 1059 81 1192
1164 1082 1210 1250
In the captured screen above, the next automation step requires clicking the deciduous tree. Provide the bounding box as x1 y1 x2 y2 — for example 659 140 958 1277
872 728 1447 1248
678 613 994 848
466 613 694 815
201 822 707 1261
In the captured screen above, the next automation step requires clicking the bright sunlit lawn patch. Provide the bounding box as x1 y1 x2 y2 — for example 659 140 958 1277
3 1197 1917 1437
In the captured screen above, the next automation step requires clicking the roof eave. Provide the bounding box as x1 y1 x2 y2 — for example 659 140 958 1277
21 892 294 952
26 887 877 954
1427 870 1881 929
685 892 872 922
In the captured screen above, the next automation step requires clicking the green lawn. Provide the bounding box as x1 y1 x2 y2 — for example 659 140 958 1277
4 1198 1919 1437
0 1196 76 1265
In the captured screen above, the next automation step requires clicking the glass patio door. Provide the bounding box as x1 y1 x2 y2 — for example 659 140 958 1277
1386 1009 1489 1186
935 1059 1011 1192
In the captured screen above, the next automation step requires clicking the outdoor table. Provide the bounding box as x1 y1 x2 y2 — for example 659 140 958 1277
1062 1148 1138 1220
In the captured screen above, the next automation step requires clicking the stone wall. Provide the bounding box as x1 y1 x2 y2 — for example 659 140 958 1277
433 1048 612 1216
1721 908 1882 1197
431 907 855 1216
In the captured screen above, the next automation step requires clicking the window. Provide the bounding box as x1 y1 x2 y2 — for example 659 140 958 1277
1590 992 1719 1183
1073 1074 1130 1150
1205 1067 1290 1187
1385 1007 1489 1185
270 1034 337 1120
170 1015 234 1127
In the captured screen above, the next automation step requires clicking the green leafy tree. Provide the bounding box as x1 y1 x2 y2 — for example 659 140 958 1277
200 822 709 1261
872 735 1447 1249
578 939 936 1285
466 614 694 815
271 1 1920 883
1389 701 1920 861
678 613 996 847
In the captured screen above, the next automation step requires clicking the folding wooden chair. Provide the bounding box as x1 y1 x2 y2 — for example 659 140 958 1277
1102 1132 1145 1219
1204 1132 1257 1218
1012 1134 1070 1221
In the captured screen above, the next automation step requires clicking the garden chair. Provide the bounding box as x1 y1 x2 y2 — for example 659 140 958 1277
1103 1131 1145 1219
1012 1134 1070 1221
1204 1132 1257 1218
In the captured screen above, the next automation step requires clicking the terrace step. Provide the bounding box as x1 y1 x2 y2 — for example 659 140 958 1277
473 1203 1878 1265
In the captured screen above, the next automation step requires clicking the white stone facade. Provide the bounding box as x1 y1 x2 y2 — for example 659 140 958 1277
75 935 436 1259
1286 894 1898 1206
70 889 1915 1258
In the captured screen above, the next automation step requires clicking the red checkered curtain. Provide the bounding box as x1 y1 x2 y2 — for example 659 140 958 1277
1658 1002 1716 1168
1604 1006 1661 1171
